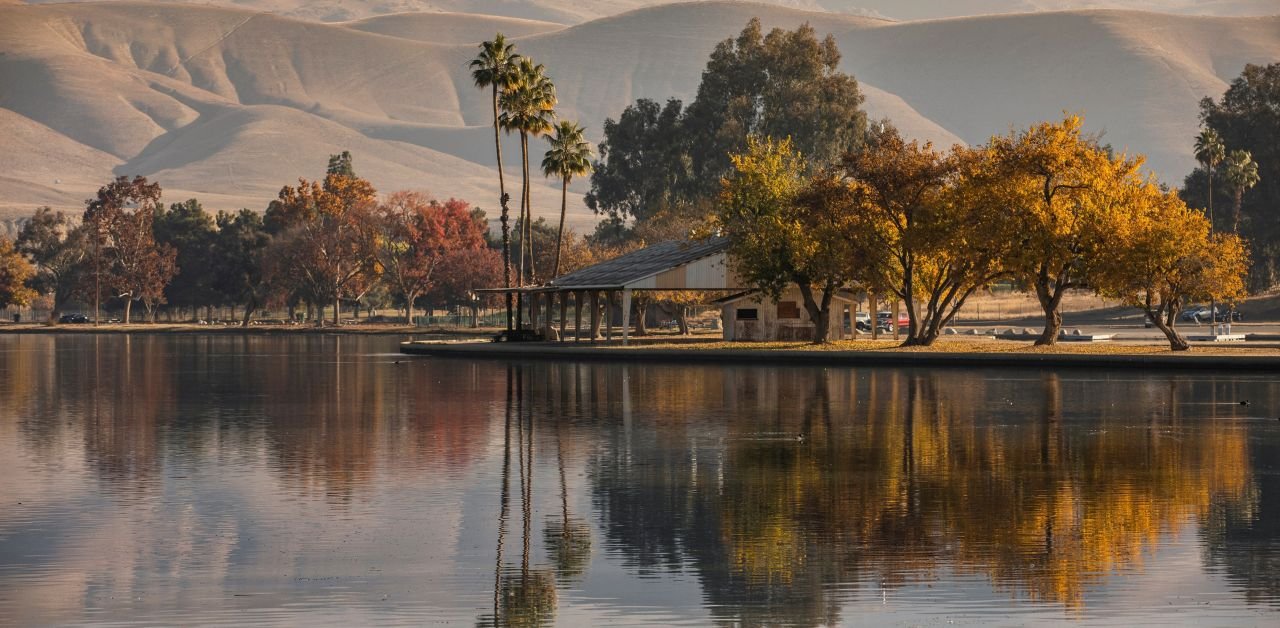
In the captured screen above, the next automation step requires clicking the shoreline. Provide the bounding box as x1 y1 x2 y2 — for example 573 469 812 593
0 323 491 337
400 340 1280 371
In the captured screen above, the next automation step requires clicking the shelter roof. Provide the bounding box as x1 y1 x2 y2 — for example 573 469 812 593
549 237 730 290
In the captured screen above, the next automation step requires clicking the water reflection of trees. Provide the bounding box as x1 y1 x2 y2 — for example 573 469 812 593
590 366 1262 624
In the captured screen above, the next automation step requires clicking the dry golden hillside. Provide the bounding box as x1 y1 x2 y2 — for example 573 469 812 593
1 1 1277 235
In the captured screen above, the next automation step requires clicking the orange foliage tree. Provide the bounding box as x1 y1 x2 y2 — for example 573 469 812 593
1092 184 1248 350
0 236 36 310
82 176 178 323
264 171 378 326
373 191 489 323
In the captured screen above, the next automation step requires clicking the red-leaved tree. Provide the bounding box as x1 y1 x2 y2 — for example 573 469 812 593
83 176 178 324
374 192 488 324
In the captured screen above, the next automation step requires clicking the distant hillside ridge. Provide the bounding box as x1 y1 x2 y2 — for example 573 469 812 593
1 1 1276 230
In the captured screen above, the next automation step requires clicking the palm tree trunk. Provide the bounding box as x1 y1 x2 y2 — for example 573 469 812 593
494 85 513 331
554 177 567 278
514 132 530 329
1233 190 1243 234
523 134 536 283
517 131 527 284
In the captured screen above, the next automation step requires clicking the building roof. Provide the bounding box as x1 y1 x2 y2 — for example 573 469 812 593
549 237 731 290
715 288 858 306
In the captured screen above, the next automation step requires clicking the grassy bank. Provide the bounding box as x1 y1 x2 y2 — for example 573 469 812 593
401 337 1280 371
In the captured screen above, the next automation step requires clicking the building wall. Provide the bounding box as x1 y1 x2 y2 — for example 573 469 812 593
721 287 848 342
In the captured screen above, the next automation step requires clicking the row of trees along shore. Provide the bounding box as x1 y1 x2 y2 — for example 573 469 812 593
0 156 508 326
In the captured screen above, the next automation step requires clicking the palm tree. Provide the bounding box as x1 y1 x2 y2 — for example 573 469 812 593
541 121 594 278
470 34 521 330
1223 149 1260 235
500 58 556 292
1193 128 1227 331
1194 128 1226 229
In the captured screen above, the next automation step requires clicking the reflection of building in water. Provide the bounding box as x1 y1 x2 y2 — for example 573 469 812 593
587 366 1260 623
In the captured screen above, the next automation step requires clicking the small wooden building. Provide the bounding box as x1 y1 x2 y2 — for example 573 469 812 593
718 288 854 342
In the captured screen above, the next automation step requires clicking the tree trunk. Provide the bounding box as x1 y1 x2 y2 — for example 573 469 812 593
1232 192 1243 234
406 290 418 325
333 292 340 326
676 305 689 335
554 178 567 278
1149 309 1190 351
796 282 832 345
1034 273 1066 346
240 300 254 327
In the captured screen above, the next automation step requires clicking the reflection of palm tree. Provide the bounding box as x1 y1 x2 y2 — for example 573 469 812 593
483 365 557 627
488 367 514 623
543 414 591 582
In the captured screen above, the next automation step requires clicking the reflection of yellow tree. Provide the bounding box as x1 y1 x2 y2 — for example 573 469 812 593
591 363 1259 624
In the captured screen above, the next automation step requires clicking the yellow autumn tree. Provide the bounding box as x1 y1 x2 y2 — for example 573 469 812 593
988 116 1145 345
0 236 36 310
715 136 857 344
842 131 1013 346
1092 183 1248 350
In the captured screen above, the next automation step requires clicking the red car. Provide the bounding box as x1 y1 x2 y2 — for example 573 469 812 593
876 311 910 329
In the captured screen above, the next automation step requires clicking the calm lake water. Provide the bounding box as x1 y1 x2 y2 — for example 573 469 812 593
1 335 1278 626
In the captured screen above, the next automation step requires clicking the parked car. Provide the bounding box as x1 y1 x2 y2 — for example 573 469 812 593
58 313 89 324
877 311 910 327
1181 305 1243 323
1180 306 1210 322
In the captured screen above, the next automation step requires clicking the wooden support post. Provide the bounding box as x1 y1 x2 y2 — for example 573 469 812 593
529 293 540 333
590 291 600 342
605 291 614 343
543 294 554 339
852 298 859 340
621 289 632 346
558 292 568 342
574 292 584 343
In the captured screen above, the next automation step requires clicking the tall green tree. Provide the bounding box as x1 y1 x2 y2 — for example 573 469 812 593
15 207 89 323
154 198 218 318
470 34 522 329
500 58 557 287
585 98 690 238
212 209 269 326
1223 149 1260 235
1189 63 1280 289
588 19 867 241
541 120 593 278
327 150 355 178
